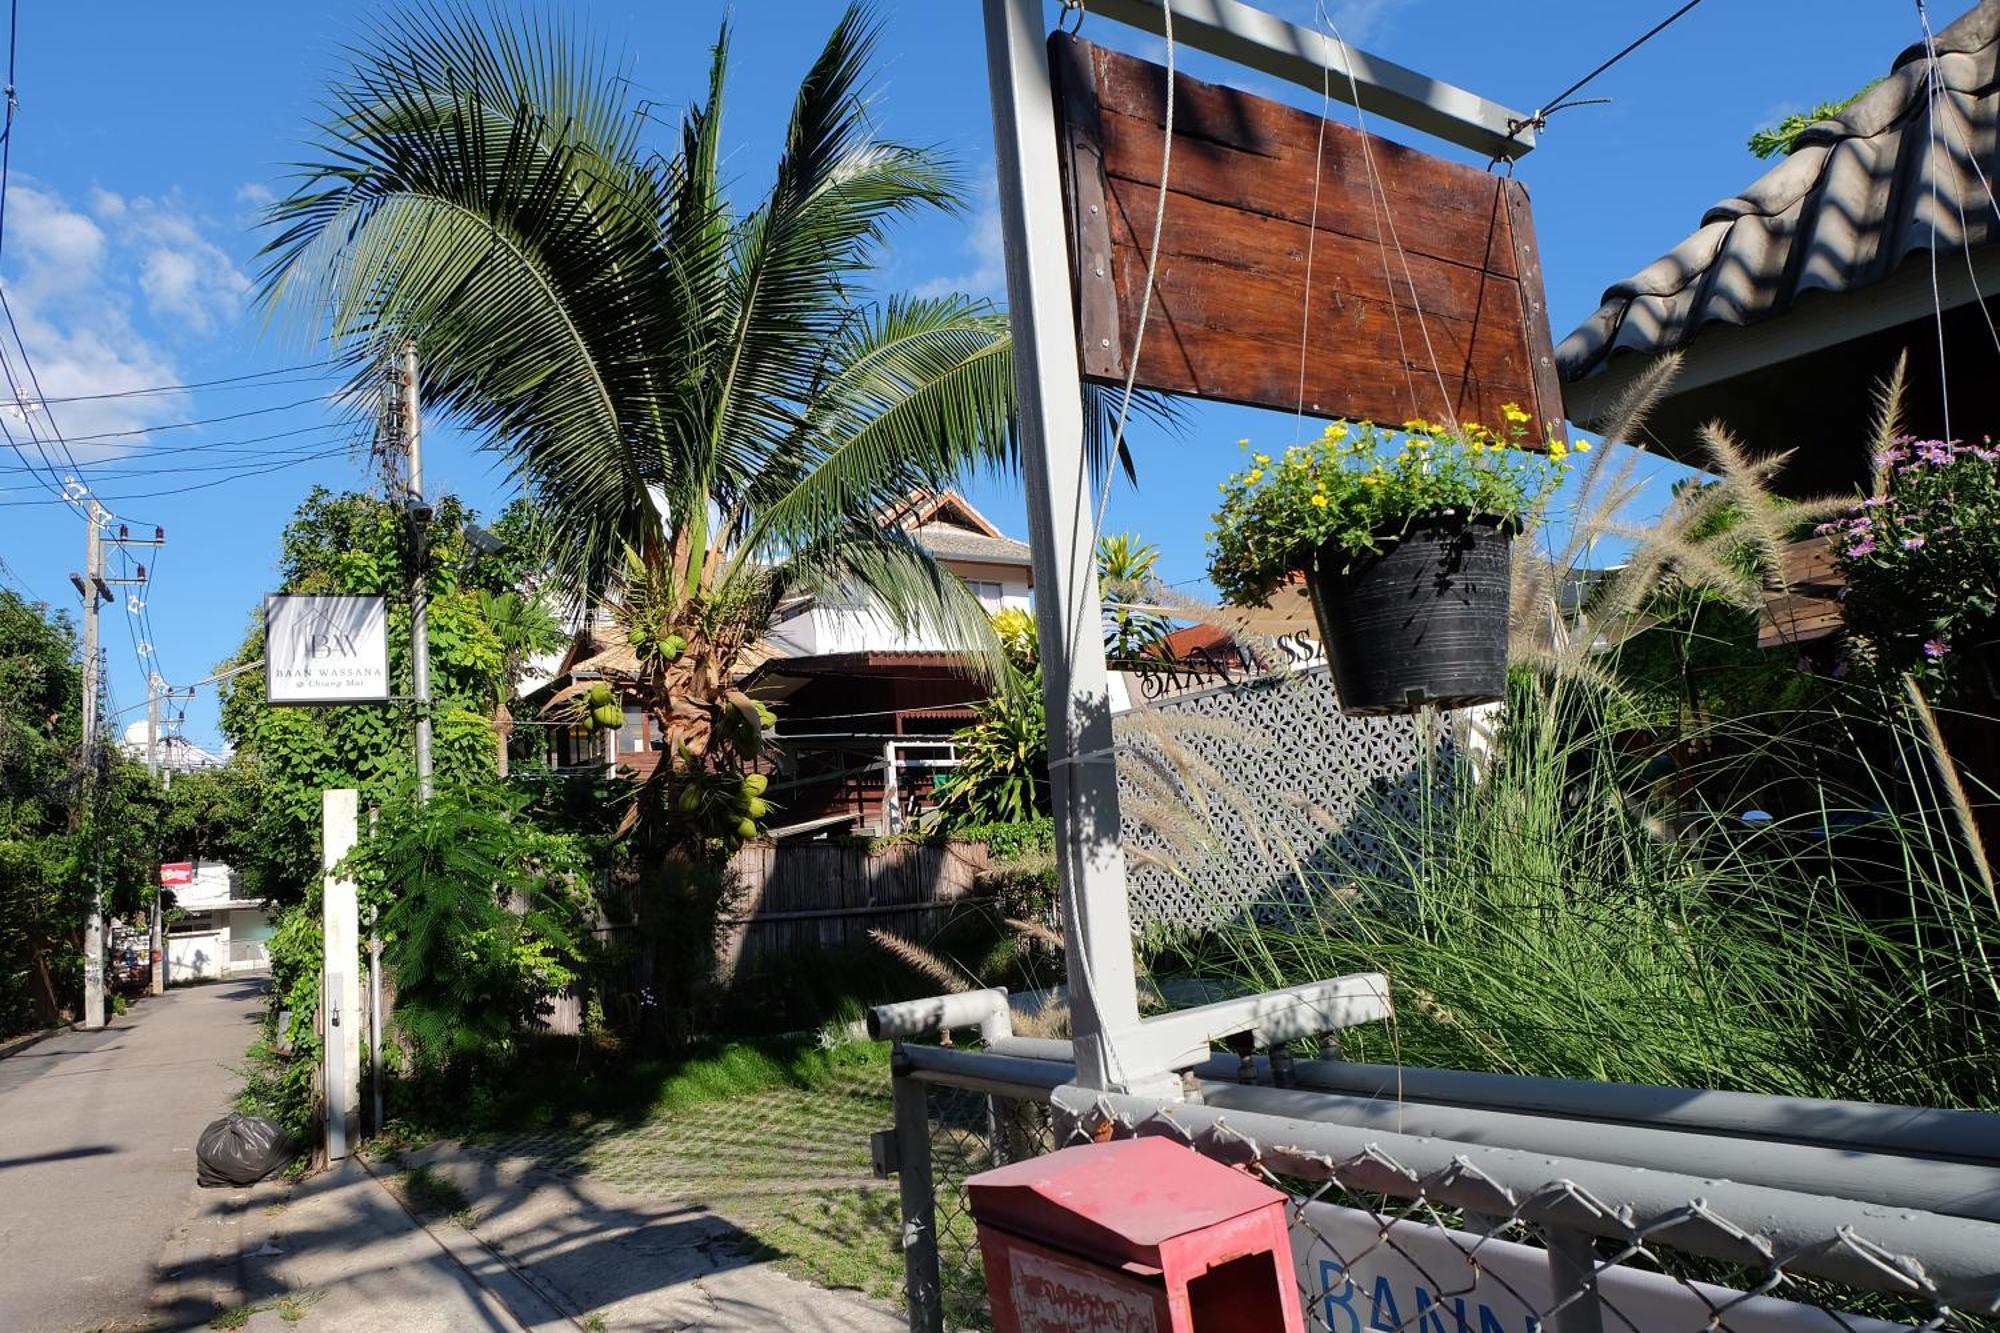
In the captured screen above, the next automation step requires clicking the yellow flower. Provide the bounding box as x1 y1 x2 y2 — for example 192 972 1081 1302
1361 475 1382 486
1548 441 1568 461
1311 493 1329 508
1245 468 1264 484
1501 402 1530 425
1574 438 1593 453
1253 452 1270 465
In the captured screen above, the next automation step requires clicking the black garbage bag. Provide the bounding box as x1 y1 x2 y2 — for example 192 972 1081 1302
195 1113 294 1187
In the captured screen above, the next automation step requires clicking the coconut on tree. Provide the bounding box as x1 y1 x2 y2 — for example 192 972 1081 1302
259 5 1109 857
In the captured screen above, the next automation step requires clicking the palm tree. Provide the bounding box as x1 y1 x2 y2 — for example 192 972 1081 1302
261 5 1062 853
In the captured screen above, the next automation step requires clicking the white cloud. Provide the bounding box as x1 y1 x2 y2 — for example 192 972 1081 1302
235 182 274 208
0 180 224 456
121 196 253 334
912 181 1005 301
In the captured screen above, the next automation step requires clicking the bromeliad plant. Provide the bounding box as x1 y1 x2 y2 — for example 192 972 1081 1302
1206 409 1569 606
1821 436 2000 691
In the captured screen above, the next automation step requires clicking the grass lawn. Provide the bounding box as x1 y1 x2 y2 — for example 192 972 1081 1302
466 1037 912 1304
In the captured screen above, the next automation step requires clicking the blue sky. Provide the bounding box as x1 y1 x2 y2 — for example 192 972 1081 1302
0 0 1926 749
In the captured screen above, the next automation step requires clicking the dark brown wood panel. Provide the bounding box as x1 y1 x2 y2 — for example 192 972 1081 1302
1054 33 1564 435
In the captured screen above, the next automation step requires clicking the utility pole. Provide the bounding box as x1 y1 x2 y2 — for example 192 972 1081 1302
147 675 163 996
72 502 107 1029
402 343 433 802
69 507 166 1025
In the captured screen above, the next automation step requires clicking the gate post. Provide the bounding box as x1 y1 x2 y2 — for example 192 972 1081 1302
321 789 361 1160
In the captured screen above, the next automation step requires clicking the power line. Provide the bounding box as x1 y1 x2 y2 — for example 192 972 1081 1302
7 391 343 447
0 447 355 506
0 438 361 490
31 361 339 405
1501 0 1709 149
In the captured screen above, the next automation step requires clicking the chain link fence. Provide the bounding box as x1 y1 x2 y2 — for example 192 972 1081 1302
885 1059 2000 1333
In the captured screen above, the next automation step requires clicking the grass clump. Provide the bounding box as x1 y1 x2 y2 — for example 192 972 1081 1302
276 1290 324 1324
399 1165 476 1227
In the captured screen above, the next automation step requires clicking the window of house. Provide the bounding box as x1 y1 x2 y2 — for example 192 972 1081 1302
620 706 649 753
968 579 1004 604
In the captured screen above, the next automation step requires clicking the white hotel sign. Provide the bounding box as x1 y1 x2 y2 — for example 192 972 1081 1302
265 595 391 705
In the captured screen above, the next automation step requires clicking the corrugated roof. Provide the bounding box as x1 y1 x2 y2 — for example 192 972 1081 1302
1558 0 2000 387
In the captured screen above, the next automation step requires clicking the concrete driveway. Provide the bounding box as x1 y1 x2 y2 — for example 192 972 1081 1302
0 977 268 1332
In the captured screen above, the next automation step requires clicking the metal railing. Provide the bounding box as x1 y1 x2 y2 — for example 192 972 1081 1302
872 1008 2000 1333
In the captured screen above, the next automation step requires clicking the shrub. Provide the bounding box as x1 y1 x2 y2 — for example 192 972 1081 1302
1821 437 2000 694
348 783 591 1081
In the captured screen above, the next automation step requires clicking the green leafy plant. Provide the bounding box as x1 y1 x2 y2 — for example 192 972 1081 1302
346 783 591 1081
1207 411 1568 607
257 5 1105 862
1748 82 1879 159
935 687 1049 827
1822 437 2000 694
1098 532 1173 662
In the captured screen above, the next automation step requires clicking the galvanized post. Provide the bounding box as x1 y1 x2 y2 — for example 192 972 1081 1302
1542 1226 1607 1333
892 1060 944 1333
982 0 1146 1094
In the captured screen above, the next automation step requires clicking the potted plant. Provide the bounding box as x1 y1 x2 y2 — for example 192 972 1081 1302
1206 408 1569 715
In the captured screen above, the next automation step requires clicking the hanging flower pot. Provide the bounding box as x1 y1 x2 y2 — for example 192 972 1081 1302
1306 512 1513 715
1206 410 1572 715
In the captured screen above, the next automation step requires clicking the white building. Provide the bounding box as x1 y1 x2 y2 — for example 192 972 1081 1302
164 863 271 982
119 720 226 775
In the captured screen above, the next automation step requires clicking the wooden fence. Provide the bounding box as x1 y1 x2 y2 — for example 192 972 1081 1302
718 839 995 971
535 838 1000 1034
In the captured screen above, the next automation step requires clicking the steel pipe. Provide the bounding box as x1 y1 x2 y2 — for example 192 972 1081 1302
1271 1059 2000 1166
1056 1086 2000 1312
1200 1080 2000 1225
868 988 1013 1043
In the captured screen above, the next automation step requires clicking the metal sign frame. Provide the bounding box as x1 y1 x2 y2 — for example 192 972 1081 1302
981 0 1536 1094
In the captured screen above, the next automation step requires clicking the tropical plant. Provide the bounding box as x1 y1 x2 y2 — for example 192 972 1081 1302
0 590 177 1035
1207 410 1566 607
259 5 1157 860
936 684 1049 828
476 589 565 778
1748 81 1880 159
1098 532 1173 662
347 782 591 1076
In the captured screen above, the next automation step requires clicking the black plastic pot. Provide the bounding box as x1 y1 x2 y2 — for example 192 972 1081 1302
1306 513 1512 716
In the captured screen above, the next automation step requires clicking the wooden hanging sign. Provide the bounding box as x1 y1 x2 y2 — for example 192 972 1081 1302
1051 33 1564 436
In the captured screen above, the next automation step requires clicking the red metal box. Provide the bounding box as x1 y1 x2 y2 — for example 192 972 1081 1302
967 1135 1303 1332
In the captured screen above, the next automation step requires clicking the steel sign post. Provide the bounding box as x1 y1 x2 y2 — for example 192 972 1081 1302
983 0 1149 1094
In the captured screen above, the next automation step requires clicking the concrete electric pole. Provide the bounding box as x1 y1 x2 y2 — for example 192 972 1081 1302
71 507 165 1026
74 502 107 1030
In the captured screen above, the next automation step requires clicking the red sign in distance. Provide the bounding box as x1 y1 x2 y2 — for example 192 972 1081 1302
158 862 194 887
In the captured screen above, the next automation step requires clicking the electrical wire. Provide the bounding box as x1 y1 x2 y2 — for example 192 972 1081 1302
1501 0 1709 152
31 361 339 405
0 446 359 506
17 392 344 447
0 437 362 488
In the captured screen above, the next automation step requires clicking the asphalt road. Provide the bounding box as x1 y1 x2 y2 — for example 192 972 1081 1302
0 977 268 1333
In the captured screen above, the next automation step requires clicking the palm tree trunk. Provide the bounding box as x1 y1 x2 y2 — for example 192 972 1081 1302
494 696 513 780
